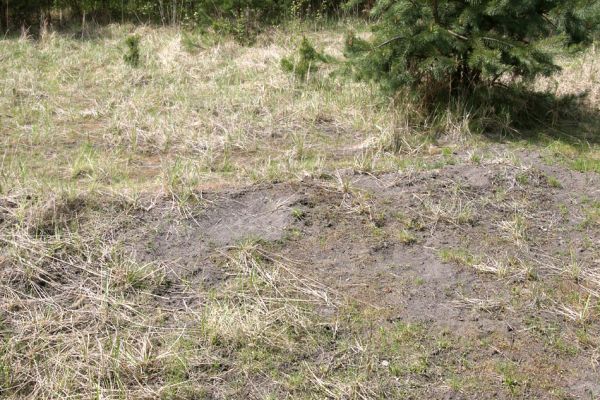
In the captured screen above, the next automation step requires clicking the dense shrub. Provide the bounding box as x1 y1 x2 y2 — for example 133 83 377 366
0 0 53 31
344 0 598 105
0 0 363 32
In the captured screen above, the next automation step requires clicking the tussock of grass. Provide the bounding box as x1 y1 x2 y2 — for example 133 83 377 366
438 248 479 267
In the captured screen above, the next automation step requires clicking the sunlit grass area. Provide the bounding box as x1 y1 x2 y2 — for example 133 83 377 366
1 22 600 399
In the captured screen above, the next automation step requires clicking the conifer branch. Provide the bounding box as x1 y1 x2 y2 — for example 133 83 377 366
447 29 467 40
376 34 405 48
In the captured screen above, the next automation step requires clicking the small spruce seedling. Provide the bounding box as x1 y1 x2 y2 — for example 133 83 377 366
124 35 141 67
281 37 332 81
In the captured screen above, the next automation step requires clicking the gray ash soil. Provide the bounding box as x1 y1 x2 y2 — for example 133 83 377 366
123 154 600 399
126 186 301 284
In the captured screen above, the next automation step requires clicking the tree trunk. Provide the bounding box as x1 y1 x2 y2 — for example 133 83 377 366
81 10 86 39
159 0 164 25
431 0 440 24
4 0 9 32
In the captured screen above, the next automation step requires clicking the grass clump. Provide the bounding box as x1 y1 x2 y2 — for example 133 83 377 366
397 229 416 245
497 362 524 395
546 175 562 188
291 207 305 220
438 248 478 267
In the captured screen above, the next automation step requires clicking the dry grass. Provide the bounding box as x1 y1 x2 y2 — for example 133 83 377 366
0 22 408 197
535 45 600 111
1 22 600 399
0 199 463 398
0 203 334 398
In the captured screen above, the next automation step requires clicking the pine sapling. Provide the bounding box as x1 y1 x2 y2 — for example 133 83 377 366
123 35 141 67
281 37 332 81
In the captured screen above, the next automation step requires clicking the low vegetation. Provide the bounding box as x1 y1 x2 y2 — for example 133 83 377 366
1 2 600 399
